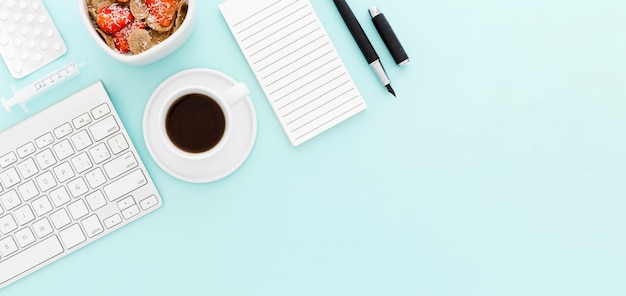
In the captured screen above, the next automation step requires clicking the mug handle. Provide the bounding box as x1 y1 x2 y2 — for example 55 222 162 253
223 83 249 108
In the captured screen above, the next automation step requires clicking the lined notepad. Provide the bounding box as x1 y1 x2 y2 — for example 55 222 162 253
219 0 366 146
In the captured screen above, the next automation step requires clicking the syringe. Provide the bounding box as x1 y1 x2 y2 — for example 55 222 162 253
2 62 84 113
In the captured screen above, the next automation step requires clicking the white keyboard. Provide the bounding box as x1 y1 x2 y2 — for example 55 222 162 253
0 81 162 289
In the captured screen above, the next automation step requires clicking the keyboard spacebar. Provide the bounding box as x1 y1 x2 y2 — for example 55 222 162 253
0 236 64 285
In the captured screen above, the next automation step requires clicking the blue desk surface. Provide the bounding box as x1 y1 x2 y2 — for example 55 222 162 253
2 0 626 295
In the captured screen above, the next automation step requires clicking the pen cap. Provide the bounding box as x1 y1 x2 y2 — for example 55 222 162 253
370 7 409 66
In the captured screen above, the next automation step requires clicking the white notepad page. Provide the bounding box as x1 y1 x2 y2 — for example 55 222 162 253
219 0 367 146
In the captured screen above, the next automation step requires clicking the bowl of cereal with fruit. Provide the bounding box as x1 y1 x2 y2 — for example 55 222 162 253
78 0 194 65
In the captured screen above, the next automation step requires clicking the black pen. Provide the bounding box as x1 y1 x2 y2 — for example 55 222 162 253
332 0 395 97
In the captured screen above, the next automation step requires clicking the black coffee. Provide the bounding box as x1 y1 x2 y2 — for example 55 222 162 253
165 93 226 153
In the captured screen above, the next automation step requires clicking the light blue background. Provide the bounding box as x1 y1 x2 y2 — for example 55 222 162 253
2 0 626 295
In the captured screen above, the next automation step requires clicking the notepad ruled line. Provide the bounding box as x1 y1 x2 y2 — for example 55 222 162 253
279 73 348 110
256 34 324 69
242 8 310 44
274 64 343 103
234 0 288 32
247 17 316 55
286 87 358 125
292 97 361 133
269 61 339 95
252 26 321 64
286 87 355 125
278 71 348 109
239 2 307 42
282 80 351 115
258 38 326 73
294 102 364 141
246 16 314 51
261 44 329 79
265 50 333 87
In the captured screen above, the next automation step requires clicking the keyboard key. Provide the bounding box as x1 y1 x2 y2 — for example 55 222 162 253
32 218 53 238
17 158 38 179
50 208 70 229
0 236 63 284
52 139 75 160
139 195 158 210
35 132 54 149
85 168 107 189
0 167 20 188
17 180 38 201
71 152 92 174
35 171 56 192
89 116 119 141
72 113 91 129
32 196 53 216
89 143 111 164
17 142 36 158
103 151 137 180
14 204 35 225
67 199 88 220
0 152 17 168
81 215 103 238
117 196 135 211
53 122 72 139
91 103 110 119
53 162 75 183
85 190 106 211
0 214 18 234
67 177 88 198
34 149 56 170
0 236 18 257
121 205 140 219
70 130 92 151
107 133 129 155
14 227 35 248
59 224 85 249
0 190 21 211
103 213 121 229
103 169 147 201
49 186 70 207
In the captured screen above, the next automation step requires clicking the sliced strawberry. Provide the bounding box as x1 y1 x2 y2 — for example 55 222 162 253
145 0 178 27
97 4 134 34
113 21 146 53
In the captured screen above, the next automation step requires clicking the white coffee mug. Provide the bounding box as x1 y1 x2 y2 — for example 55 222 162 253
158 82 249 160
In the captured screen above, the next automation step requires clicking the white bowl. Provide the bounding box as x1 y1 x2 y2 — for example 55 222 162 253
77 0 195 65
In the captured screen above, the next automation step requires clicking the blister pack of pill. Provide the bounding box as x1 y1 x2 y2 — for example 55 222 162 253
0 0 67 79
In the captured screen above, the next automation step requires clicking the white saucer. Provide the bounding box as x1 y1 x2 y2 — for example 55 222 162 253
143 68 257 183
